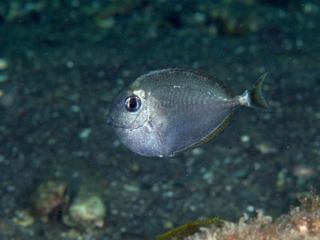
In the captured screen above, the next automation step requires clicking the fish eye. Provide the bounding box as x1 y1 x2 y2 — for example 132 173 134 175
125 95 141 112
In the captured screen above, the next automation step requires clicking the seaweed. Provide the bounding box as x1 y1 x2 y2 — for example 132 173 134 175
156 217 223 240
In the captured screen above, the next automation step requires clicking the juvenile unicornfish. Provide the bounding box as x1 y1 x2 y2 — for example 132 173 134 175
108 68 268 157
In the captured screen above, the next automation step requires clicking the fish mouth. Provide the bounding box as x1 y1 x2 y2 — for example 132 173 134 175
106 115 124 128
106 115 146 130
106 115 114 127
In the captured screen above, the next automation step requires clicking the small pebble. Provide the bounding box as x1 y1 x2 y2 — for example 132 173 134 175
12 210 34 227
0 59 8 70
194 12 206 24
61 229 81 239
246 205 255 212
112 140 121 147
191 148 204 156
47 138 56 145
97 17 115 29
6 185 15 192
0 74 8 83
164 221 173 229
123 184 140 193
65 195 106 228
70 105 81 112
203 171 213 183
303 3 318 13
208 25 218 36
66 61 74 68
0 91 15 107
164 191 174 198
130 163 140 172
189 205 196 211
240 135 250 143
256 142 278 154
79 128 91 139
293 165 315 177
225 185 232 192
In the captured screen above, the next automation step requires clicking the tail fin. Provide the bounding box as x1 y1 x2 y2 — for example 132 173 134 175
239 73 269 110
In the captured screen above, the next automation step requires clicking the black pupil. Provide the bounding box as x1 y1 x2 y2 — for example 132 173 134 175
125 96 141 112
129 98 137 108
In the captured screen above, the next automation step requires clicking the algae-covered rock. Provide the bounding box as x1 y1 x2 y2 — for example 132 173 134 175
156 217 223 240
63 192 106 229
32 181 69 222
184 194 320 240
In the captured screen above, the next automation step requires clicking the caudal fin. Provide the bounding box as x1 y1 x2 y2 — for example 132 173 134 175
239 73 269 110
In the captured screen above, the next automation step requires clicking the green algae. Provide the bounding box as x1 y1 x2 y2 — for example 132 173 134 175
156 217 223 240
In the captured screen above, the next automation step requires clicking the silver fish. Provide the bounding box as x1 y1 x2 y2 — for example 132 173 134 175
108 68 268 157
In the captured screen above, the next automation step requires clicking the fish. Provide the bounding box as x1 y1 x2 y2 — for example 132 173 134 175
108 68 268 157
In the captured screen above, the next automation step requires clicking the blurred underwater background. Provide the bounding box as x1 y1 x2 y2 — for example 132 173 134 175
0 0 319 239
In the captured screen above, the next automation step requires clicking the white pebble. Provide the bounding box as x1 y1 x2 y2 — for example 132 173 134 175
191 147 204 156
66 61 74 68
79 128 91 139
0 59 8 70
70 105 81 112
247 205 255 212
241 135 250 143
